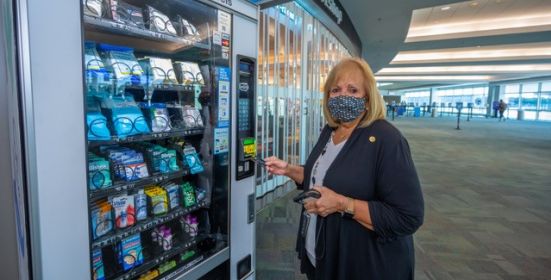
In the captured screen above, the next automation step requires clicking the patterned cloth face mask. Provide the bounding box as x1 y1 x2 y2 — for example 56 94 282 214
327 95 366 123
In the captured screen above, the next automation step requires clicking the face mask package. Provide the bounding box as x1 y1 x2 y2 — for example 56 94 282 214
88 153 112 190
84 0 103 17
91 200 114 240
118 233 144 271
173 61 204 85
175 16 200 40
183 144 204 174
87 96 111 140
145 5 177 36
102 146 149 181
181 182 196 208
110 194 136 229
85 42 110 93
167 104 204 129
107 0 145 28
92 249 105 280
139 57 178 85
138 102 172 133
145 186 168 216
98 44 144 86
101 95 150 137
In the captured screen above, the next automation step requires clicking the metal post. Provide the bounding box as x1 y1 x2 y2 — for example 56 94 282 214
456 108 461 130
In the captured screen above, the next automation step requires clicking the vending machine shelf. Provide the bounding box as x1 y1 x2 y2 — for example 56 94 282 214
88 128 204 147
83 15 210 51
89 169 189 200
91 201 209 249
112 235 206 280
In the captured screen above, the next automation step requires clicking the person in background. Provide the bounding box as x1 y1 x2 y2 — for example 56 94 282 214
492 100 500 118
498 99 508 121
264 58 424 280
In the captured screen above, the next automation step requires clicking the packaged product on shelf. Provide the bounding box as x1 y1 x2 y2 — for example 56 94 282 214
145 186 168 215
173 61 203 85
139 57 178 85
100 95 150 137
182 106 204 128
175 16 200 38
180 214 198 238
92 248 105 280
180 250 196 262
97 44 144 85
163 183 180 210
181 182 196 207
106 0 145 28
87 97 111 140
137 143 179 174
91 200 113 240
83 0 103 17
183 144 204 174
164 104 203 130
138 102 172 133
110 194 136 229
103 146 149 181
145 5 177 35
158 260 177 274
84 42 110 90
118 233 144 271
88 153 112 190
138 270 159 280
134 190 148 221
195 187 207 203
151 225 173 251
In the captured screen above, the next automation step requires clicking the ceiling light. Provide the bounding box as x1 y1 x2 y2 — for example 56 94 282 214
391 43 551 64
441 6 450 11
470 1 479 7
377 64 551 74
375 75 493 81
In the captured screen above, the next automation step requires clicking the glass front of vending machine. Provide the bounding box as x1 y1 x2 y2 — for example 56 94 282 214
82 0 231 279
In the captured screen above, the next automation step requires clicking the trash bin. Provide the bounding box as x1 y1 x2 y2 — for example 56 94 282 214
517 110 524 120
431 108 437 117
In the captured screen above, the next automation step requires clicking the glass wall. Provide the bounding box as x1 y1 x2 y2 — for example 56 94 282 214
256 2 350 198
399 85 489 115
500 80 551 121
389 79 551 121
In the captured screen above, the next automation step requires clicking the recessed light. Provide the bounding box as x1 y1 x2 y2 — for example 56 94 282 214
377 64 551 74
441 6 451 11
375 75 492 81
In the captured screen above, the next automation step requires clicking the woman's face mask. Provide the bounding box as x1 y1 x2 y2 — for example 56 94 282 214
327 95 366 123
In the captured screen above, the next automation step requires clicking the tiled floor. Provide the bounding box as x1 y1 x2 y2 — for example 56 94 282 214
256 117 551 280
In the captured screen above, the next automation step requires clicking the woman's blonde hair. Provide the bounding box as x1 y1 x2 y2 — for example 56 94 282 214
322 57 386 128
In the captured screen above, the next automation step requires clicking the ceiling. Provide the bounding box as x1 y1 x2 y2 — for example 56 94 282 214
339 0 551 91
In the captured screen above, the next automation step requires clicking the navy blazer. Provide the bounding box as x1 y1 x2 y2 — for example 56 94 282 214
296 119 424 280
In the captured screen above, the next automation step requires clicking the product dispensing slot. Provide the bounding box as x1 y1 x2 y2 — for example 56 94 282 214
235 55 256 181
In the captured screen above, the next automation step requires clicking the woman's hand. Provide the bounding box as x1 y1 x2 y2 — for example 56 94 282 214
304 186 345 217
264 156 289 176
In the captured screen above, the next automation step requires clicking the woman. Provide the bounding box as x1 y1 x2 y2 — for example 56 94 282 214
264 58 424 280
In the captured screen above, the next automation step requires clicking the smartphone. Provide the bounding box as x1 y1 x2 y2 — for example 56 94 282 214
254 157 266 165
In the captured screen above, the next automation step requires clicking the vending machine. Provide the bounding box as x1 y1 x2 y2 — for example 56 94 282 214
6 0 257 279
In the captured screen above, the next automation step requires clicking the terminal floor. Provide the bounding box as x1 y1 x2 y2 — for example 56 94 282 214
255 117 551 280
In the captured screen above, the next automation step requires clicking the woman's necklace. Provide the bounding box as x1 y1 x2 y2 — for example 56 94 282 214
333 128 351 143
